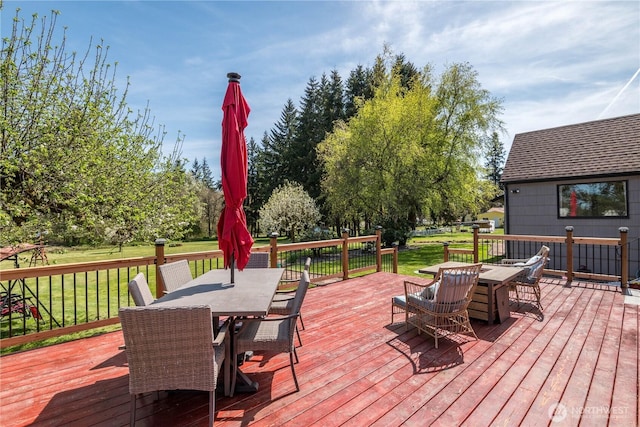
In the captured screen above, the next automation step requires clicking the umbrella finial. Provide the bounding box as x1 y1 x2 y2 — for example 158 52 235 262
227 72 241 82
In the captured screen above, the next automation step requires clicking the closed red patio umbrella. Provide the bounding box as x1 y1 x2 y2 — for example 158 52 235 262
217 72 254 282
570 190 578 217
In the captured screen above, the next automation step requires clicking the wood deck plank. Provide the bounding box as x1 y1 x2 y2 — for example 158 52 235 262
1 272 637 426
456 281 568 425
519 284 607 425
554 289 616 427
435 279 569 426
465 283 575 425
488 284 591 425
608 300 639 426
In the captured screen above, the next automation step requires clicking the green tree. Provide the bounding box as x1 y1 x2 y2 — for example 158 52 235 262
322 69 345 129
190 157 221 237
190 158 202 181
485 131 505 190
392 53 420 91
259 100 298 199
0 8 197 245
202 159 214 188
245 136 262 236
318 59 503 235
344 64 372 119
259 181 321 242
319 73 436 235
292 76 325 198
197 183 222 238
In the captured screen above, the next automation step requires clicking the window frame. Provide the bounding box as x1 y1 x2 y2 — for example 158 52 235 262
557 180 629 219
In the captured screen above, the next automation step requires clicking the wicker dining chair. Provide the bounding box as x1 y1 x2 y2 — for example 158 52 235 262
500 245 550 266
119 306 228 427
127 273 154 306
391 276 437 326
268 259 311 346
231 270 310 396
270 257 311 329
158 260 193 293
501 245 550 311
404 263 482 348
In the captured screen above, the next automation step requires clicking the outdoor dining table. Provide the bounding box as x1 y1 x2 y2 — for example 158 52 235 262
418 261 525 323
151 267 285 394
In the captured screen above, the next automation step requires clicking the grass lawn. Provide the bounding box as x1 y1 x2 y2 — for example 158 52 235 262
32 228 490 267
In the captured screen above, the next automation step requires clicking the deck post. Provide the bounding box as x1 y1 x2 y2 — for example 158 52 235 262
375 226 383 272
155 238 166 298
269 232 279 268
472 224 480 263
443 242 450 262
619 227 629 291
565 227 574 287
392 243 398 273
342 229 350 280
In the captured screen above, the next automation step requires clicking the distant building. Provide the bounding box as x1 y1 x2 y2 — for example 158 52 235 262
477 207 504 228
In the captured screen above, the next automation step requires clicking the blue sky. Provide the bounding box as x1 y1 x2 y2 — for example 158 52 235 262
3 1 639 179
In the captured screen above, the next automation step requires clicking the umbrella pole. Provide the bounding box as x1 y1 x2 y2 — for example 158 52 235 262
231 254 235 283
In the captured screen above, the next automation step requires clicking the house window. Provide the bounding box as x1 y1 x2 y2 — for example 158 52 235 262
558 181 628 218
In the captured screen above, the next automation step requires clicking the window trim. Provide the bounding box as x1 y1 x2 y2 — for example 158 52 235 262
557 180 629 219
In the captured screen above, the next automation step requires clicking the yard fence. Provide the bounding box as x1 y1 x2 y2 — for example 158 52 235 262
0 229 396 348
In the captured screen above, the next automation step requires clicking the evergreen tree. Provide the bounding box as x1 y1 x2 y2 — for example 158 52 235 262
245 136 262 235
294 76 325 199
485 131 505 189
392 54 420 90
345 65 372 119
324 69 345 127
200 158 214 189
260 100 298 198
190 158 202 181
370 54 388 90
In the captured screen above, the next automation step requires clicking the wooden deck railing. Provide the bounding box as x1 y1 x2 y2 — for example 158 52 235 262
0 229 397 347
444 225 633 290
3 225 634 349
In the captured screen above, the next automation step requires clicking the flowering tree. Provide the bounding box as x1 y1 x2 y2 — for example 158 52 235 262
259 182 321 242
0 9 198 246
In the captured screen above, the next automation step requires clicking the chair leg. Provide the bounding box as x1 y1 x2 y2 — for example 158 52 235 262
130 395 136 426
289 352 300 392
534 285 543 310
208 391 214 427
231 355 238 398
229 317 238 397
223 345 231 397
295 324 303 347
298 313 305 330
404 309 409 331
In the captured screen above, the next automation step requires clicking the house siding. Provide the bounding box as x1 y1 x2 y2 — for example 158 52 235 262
502 114 640 282
505 176 639 280
506 177 638 236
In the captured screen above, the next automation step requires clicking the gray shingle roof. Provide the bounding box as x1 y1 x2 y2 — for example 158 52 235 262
501 113 640 183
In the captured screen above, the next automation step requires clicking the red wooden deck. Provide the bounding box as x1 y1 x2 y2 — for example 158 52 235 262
1 272 638 426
